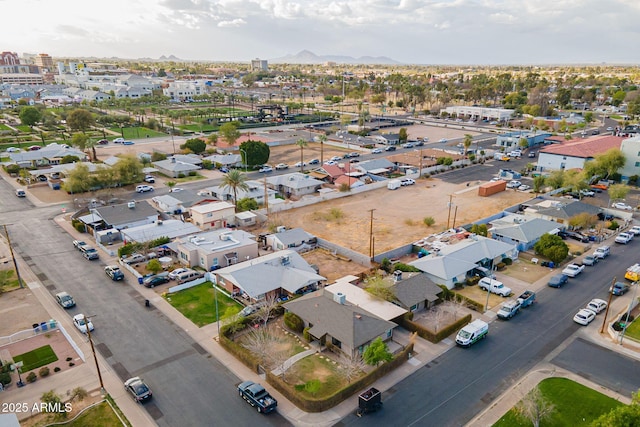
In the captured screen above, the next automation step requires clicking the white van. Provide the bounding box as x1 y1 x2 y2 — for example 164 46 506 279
176 270 204 284
456 319 489 347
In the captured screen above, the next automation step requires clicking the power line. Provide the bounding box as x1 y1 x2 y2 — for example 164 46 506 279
1 224 24 289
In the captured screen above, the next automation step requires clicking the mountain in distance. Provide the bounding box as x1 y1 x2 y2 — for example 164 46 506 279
270 49 400 65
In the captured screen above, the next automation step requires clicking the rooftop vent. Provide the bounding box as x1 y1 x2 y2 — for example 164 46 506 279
333 292 346 305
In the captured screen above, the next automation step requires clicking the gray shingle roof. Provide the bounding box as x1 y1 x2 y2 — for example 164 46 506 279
393 273 443 308
93 201 158 228
532 200 601 220
491 218 561 242
284 290 396 349
271 228 314 246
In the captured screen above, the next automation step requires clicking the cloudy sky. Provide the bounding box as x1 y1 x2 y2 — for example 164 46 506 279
2 0 640 64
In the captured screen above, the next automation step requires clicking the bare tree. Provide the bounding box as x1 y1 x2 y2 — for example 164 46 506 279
241 325 280 366
515 386 555 427
271 349 291 381
256 294 280 326
429 306 447 332
450 295 467 320
337 352 366 383
221 314 243 341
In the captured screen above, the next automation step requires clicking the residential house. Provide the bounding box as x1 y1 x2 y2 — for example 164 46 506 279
170 154 203 166
619 135 640 180
9 143 88 168
152 158 201 178
189 201 236 230
354 158 396 177
89 201 159 231
200 180 277 204
265 173 324 198
391 272 443 312
215 250 325 302
120 219 201 244
324 276 407 321
524 199 602 225
283 289 397 357
151 191 215 215
371 134 400 145
265 228 316 251
536 135 623 172
334 175 364 189
489 214 563 251
410 234 517 289
175 228 258 270
201 153 243 168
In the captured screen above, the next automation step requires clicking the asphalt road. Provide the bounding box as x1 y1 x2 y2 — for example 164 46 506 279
0 178 290 427
341 229 639 427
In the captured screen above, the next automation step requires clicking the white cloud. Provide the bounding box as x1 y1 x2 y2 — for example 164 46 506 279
218 18 247 27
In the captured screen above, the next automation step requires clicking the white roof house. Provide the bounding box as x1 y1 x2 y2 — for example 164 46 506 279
410 236 517 289
120 219 201 244
10 143 88 167
200 180 277 204
215 250 326 302
152 158 201 178
265 173 324 197
175 228 258 270
189 201 237 230
324 276 407 321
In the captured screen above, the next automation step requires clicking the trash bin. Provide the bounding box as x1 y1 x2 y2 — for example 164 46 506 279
138 277 143 285
49 319 56 329
33 323 40 332
40 321 48 331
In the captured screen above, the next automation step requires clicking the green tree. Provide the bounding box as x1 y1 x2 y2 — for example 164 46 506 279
40 390 67 420
236 197 258 212
221 170 249 210
546 170 565 189
62 163 92 194
180 138 207 154
147 259 162 274
398 128 408 143
363 337 393 366
86 138 98 162
608 183 631 205
67 109 95 132
295 138 308 172
584 149 626 180
463 133 473 153
60 155 80 164
19 106 42 127
113 155 144 184
534 233 569 264
0 269 16 294
70 132 89 153
533 175 546 194
592 390 640 427
166 181 176 191
239 140 270 167
219 122 241 146
470 224 488 237
207 133 218 146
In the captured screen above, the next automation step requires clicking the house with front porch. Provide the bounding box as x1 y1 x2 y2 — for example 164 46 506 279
391 272 443 312
283 289 397 357
9 144 88 168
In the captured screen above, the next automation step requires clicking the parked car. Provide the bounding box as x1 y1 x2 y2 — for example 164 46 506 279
168 268 189 280
402 142 414 149
308 158 320 165
123 141 135 145
547 274 569 288
113 137 125 143
124 377 153 403
143 274 169 288
384 146 397 151
506 180 522 189
629 225 640 236
612 202 633 211
258 165 273 173
136 185 154 193
55 292 76 308
97 139 109 145
82 247 99 260
579 189 595 197
401 178 416 186
415 141 424 146
73 314 94 333
348 152 360 157
610 282 630 296
594 246 611 259
330 156 342 162
517 185 531 191
219 167 229 173
562 263 585 277
122 253 146 265
573 308 596 326
438 138 448 143
371 148 382 154
586 298 608 314
275 163 289 170
293 161 306 168
615 232 633 244
565 231 590 243
105 265 124 281
144 175 155 183
528 151 536 158
170 187 184 193
72 240 87 250
28 145 41 151
15 189 26 197
478 277 512 297
582 255 598 266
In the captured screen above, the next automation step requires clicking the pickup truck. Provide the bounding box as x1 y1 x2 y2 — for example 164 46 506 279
562 263 585 278
105 265 124 281
516 290 536 308
238 381 277 414
497 300 521 320
478 277 512 297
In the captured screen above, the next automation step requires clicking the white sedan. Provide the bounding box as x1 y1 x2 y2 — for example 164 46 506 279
562 263 585 277
258 165 273 173
168 268 189 280
586 298 608 314
73 314 94 334
612 202 633 210
518 185 531 192
573 308 596 326
371 148 382 154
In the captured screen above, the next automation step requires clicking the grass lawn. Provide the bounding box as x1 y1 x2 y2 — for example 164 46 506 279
493 378 623 427
175 174 206 182
64 400 126 427
13 345 58 372
624 317 640 341
165 282 242 327
0 124 12 131
107 127 166 139
290 354 350 399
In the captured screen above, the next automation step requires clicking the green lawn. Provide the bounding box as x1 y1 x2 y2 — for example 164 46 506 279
624 317 640 341
291 354 349 399
65 398 130 427
165 282 242 327
13 345 58 372
0 124 12 131
494 378 623 427
175 174 206 182
107 127 166 139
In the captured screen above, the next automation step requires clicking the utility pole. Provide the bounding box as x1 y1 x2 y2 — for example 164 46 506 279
263 178 269 212
83 315 104 394
600 277 617 334
368 209 376 259
446 194 454 229
2 224 23 288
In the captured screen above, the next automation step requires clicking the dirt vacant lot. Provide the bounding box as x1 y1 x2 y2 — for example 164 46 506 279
267 179 533 255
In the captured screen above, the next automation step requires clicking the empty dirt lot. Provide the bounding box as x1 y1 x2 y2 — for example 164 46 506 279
267 178 533 255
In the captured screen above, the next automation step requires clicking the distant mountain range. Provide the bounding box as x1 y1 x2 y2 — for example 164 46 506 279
269 50 400 65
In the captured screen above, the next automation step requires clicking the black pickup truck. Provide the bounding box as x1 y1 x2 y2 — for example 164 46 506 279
238 381 277 414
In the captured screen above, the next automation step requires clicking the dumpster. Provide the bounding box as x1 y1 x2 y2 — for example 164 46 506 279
356 387 382 417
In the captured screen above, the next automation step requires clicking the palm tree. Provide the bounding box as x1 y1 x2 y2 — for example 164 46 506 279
463 133 473 155
296 138 308 172
222 170 249 211
318 134 327 164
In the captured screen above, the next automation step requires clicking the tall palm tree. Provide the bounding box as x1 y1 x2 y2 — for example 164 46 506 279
318 134 327 164
463 133 473 155
296 138 308 172
221 170 249 211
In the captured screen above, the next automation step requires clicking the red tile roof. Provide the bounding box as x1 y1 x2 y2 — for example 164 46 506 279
539 135 623 158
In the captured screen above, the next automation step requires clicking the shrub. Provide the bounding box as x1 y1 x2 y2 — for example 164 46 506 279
502 257 513 266
393 263 421 272
68 362 75 367
608 220 619 230
0 372 11 386
73 222 85 233
188 171 197 176
53 367 61 373
423 217 435 227
466 276 480 286
177 173 185 178
496 262 506 270
4 164 20 175
66 357 72 362
26 372 37 383
39 367 50 377
303 327 311 342
284 312 304 333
